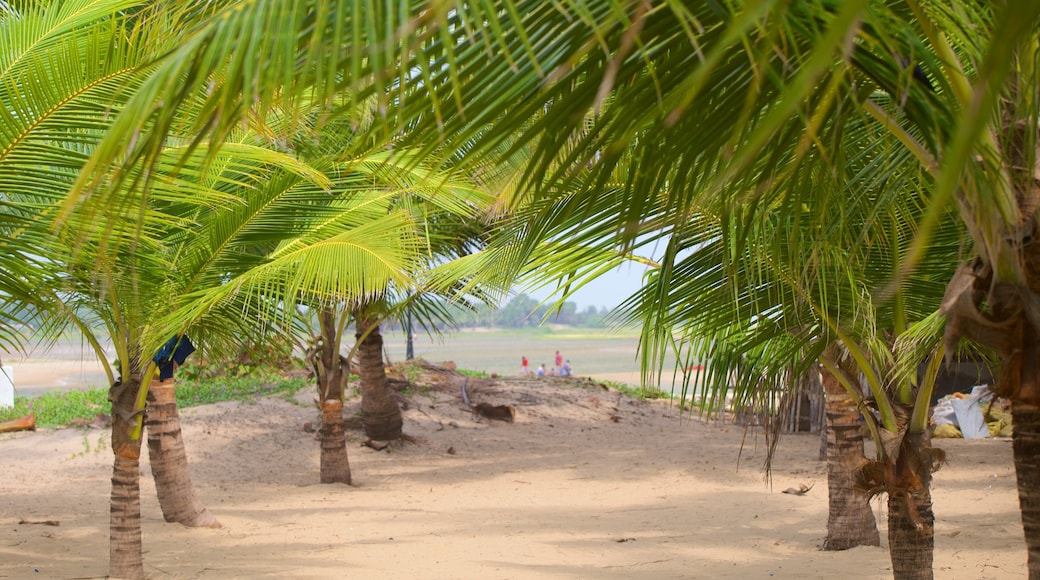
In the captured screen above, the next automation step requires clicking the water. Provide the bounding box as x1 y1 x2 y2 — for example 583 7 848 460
383 328 682 388
1 328 685 398
0 342 113 398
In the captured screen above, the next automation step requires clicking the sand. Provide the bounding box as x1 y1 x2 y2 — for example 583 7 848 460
0 370 1027 579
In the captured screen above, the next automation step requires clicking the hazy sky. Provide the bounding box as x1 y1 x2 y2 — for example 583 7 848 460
518 262 652 310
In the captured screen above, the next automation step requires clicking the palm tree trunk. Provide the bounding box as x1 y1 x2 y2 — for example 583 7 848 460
887 431 935 580
356 313 402 441
1006 324 1040 577
315 308 351 484
144 380 220 527
109 377 145 579
820 366 881 550
1001 307 1040 578
320 399 351 483
1013 401 1040 578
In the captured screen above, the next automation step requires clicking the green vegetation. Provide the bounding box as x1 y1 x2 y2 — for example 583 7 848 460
605 381 672 401
431 294 614 329
0 388 109 429
457 369 490 378
175 375 309 408
0 374 308 429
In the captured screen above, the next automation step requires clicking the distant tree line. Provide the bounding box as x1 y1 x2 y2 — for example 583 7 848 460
475 294 611 328
391 294 611 331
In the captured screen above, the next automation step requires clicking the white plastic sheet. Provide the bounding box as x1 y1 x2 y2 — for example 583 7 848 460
950 397 989 439
932 384 993 439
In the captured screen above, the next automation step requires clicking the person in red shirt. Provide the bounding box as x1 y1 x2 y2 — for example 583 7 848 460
554 350 563 374
521 356 530 375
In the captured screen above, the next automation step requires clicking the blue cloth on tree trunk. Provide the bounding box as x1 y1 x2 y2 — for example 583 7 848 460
153 335 195 380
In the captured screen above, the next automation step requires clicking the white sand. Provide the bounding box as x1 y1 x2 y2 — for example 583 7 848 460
0 374 1026 579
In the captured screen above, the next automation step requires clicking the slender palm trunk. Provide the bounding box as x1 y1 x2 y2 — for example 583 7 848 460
356 314 402 441
315 308 351 484
320 399 351 483
109 377 145 579
887 431 935 580
144 380 220 527
820 366 880 550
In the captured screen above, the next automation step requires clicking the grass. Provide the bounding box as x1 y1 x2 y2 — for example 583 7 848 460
605 380 673 401
602 379 706 414
0 373 309 429
1 388 110 428
458 369 491 378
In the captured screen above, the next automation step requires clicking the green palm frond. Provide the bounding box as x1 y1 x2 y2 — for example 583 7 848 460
0 0 179 352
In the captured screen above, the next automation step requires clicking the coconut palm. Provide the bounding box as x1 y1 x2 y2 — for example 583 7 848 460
480 93 967 573
56 142 340 577
69 119 456 574
387 5 1036 577
230 111 498 460
375 6 1015 578
0 4 411 573
0 1 222 576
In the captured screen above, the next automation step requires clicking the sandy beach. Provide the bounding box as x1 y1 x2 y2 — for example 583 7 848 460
0 367 1026 579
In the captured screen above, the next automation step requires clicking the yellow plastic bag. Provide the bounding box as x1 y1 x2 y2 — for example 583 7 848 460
934 424 963 438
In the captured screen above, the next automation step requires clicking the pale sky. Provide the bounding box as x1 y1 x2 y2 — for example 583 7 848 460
519 262 652 310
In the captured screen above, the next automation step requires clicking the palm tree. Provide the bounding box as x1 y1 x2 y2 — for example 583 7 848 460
306 306 353 482
380 7 1002 579
83 123 453 573
0 4 411 571
818 353 882 551
352 303 402 439
495 105 962 570
57 143 331 576
237 111 498 460
0 1 220 575
385 6 1033 577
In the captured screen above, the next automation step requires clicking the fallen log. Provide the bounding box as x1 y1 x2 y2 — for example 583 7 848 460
461 379 515 422
0 414 35 433
472 403 516 422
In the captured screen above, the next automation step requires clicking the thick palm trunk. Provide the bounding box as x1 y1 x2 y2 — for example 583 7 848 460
314 308 351 484
109 377 145 579
944 240 1040 576
1008 325 1040 578
1013 401 1040 578
144 380 220 527
820 366 880 550
356 315 402 441
887 431 935 580
1002 288 1040 578
942 114 1040 578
